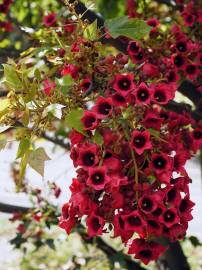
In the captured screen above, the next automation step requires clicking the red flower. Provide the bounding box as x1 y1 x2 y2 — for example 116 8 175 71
160 208 180 228
153 82 176 105
0 21 12 32
111 93 127 107
142 111 163 130
141 63 159 78
182 12 196 27
175 39 188 53
101 129 118 147
61 64 79 79
59 203 76 234
130 49 145 63
103 154 122 172
87 166 110 190
130 130 152 155
128 238 166 265
150 153 173 183
127 0 137 18
64 19 76 33
171 54 186 69
17 224 26 234
122 210 146 235
86 214 105 237
164 186 181 206
80 78 92 92
179 195 195 222
166 70 179 83
69 129 84 145
147 219 162 236
168 223 187 242
113 214 133 242
135 82 152 104
81 111 99 130
185 64 199 79
77 143 99 168
43 13 57 27
92 96 113 119
138 194 160 215
127 41 140 55
113 73 135 96
147 18 160 28
43 79 56 96
0 0 12 14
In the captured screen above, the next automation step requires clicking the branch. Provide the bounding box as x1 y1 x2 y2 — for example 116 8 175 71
157 239 190 270
165 100 202 121
0 202 29 214
178 80 202 106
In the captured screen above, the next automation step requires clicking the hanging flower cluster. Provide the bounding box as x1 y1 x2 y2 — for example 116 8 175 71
59 72 201 263
54 0 202 265
57 0 202 265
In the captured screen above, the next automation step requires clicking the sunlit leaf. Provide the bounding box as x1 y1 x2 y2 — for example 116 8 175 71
3 64 23 89
65 108 86 135
84 20 98 41
93 130 103 145
0 139 7 151
0 99 10 119
105 16 151 40
28 147 51 176
16 138 30 159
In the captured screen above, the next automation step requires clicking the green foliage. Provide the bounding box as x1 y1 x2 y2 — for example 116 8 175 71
97 0 126 19
188 236 202 247
65 108 86 135
27 147 51 176
105 16 151 40
16 138 30 159
3 64 23 89
0 138 7 151
56 74 74 95
93 130 103 145
84 20 98 41
0 99 10 119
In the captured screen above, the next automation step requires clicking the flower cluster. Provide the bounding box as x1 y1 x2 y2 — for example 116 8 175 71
57 1 202 265
59 71 201 263
126 1 202 94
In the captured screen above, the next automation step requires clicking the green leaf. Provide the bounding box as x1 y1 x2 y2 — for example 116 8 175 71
46 239 55 250
0 139 7 151
28 147 51 176
93 130 103 145
84 20 98 41
16 138 30 159
148 128 160 137
0 99 9 119
19 154 28 181
3 64 23 89
189 236 202 247
34 68 41 81
105 16 151 40
65 108 86 135
56 74 73 95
